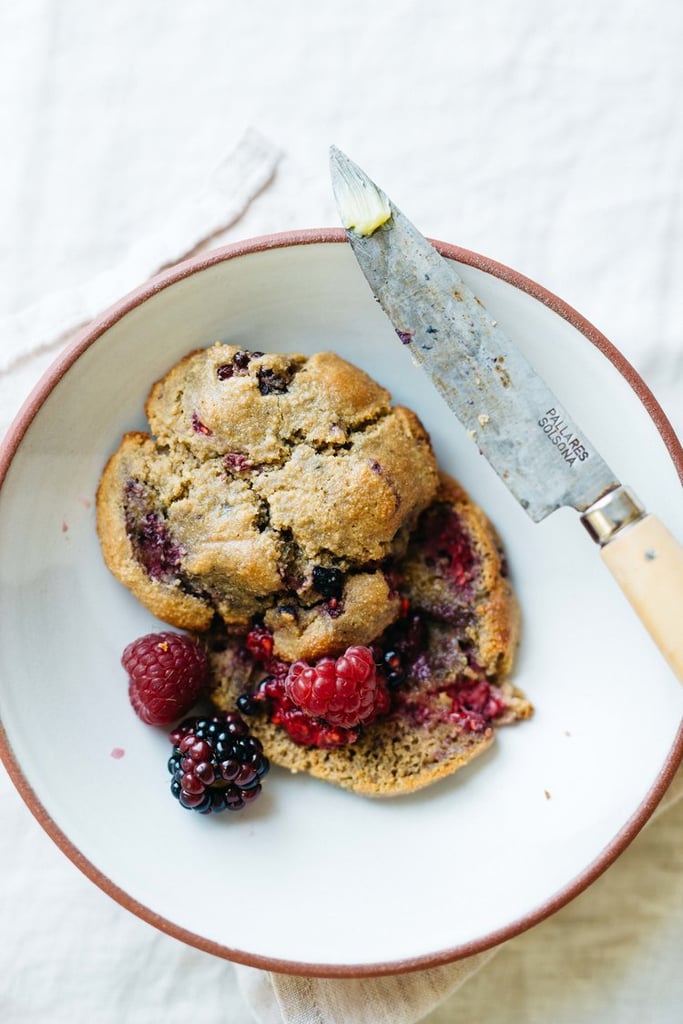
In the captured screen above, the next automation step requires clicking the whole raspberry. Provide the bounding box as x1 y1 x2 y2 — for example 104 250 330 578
239 677 363 748
284 645 379 729
167 713 269 813
122 631 208 725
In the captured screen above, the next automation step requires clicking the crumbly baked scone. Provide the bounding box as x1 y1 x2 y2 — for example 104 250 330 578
96 345 440 660
207 474 531 797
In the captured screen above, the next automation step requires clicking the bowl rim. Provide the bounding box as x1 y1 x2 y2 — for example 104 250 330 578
0 227 682 978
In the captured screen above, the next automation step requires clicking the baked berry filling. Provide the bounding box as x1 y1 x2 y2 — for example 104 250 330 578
311 565 344 600
370 608 427 687
235 590 507 749
216 349 263 380
257 365 293 395
416 502 478 594
191 412 213 436
124 482 184 582
134 512 184 580
323 597 344 618
224 452 254 473
216 349 299 394
396 673 508 734
373 607 508 735
226 498 509 748
244 624 276 662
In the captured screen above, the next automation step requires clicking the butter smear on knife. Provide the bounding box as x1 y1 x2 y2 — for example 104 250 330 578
330 145 391 236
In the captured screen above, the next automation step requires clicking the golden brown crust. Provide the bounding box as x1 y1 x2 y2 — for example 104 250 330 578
96 435 213 631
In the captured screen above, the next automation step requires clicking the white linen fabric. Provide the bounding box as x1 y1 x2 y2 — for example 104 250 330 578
241 772 683 1024
0 128 280 376
1 2 682 1022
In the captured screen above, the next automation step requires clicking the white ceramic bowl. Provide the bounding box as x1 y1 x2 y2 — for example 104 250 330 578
1 230 682 976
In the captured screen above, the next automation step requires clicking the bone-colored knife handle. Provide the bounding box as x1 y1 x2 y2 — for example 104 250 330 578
600 515 683 682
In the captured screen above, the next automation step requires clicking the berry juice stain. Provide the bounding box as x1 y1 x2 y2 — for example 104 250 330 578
110 747 125 759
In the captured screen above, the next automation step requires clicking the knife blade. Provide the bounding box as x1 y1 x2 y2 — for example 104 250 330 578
329 145 683 681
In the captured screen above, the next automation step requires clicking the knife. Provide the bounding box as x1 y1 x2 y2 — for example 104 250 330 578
329 145 683 682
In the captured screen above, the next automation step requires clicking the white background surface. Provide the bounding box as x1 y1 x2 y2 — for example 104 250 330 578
1 2 682 1022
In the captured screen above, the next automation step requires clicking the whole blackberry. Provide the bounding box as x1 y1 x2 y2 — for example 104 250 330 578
167 712 269 814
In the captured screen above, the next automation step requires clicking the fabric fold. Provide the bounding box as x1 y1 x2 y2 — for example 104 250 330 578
236 766 683 1024
0 127 281 377
237 951 497 1024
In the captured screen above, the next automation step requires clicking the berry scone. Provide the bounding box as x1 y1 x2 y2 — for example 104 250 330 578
97 344 440 657
207 473 531 796
98 343 531 799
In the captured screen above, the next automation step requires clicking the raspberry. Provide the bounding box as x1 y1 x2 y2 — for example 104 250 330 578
420 503 477 591
167 713 269 814
239 661 390 748
191 412 213 436
244 625 289 678
257 675 362 747
285 645 379 729
244 625 274 661
451 678 507 730
122 631 208 725
224 452 253 473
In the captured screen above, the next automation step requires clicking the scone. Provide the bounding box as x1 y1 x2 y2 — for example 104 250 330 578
97 344 440 660
207 474 531 797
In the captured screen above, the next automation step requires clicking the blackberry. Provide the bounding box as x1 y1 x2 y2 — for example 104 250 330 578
216 349 263 380
373 609 427 688
236 692 260 715
382 650 406 687
311 565 344 600
167 712 269 814
257 366 291 395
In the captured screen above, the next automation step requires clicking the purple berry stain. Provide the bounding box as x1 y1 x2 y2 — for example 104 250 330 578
225 452 252 473
191 412 213 435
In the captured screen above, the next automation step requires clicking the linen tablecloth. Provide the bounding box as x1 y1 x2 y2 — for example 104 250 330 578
2 3 682 1021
